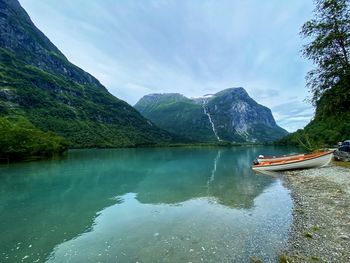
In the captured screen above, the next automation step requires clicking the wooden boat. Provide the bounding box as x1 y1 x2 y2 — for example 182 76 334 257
252 151 334 171
257 153 305 163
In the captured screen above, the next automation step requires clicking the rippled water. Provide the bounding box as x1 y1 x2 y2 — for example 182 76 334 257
0 147 295 262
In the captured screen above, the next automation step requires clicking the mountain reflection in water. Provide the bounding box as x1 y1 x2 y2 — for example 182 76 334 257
0 147 294 262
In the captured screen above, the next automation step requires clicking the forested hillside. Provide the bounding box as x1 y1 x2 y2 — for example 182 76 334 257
0 0 173 152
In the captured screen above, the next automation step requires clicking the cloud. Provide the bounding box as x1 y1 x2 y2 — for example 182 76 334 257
272 100 314 132
19 0 315 131
250 88 280 100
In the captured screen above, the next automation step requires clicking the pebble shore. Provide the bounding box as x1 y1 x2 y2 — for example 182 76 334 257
281 165 350 262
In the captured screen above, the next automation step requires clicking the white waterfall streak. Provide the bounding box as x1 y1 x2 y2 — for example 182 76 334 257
202 100 220 141
210 150 221 183
207 150 221 197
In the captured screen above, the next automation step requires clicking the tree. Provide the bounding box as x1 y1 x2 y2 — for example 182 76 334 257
301 0 350 105
0 117 68 160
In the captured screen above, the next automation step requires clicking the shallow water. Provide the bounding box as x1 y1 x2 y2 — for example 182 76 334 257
0 146 295 262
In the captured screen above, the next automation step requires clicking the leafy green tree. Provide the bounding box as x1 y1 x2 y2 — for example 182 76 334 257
0 117 68 161
301 0 350 105
277 0 350 147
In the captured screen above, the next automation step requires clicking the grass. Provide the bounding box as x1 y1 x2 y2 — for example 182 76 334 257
250 257 263 263
311 225 320 232
279 254 295 263
304 232 313 239
310 256 321 261
333 160 350 168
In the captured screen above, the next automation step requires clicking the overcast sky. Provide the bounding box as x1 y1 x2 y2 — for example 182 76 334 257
19 0 315 132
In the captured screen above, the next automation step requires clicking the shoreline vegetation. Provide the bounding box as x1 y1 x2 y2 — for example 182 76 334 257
0 116 68 163
280 164 350 262
0 139 276 164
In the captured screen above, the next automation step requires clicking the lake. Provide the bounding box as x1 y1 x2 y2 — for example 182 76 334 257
0 146 296 263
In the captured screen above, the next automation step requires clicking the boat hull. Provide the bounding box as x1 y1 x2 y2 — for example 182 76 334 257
252 151 333 171
257 153 305 163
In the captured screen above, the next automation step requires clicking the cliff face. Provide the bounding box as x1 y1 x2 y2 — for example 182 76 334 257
0 0 172 147
0 0 99 86
135 88 288 143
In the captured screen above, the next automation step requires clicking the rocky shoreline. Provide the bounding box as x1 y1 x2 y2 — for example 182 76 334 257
281 165 350 262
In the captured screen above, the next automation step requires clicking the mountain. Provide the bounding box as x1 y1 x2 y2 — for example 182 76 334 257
0 0 173 148
135 88 288 143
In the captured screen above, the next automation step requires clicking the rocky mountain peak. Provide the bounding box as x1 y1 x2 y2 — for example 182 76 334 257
217 87 247 95
134 88 288 143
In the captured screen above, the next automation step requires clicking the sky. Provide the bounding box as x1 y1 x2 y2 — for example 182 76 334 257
19 0 315 132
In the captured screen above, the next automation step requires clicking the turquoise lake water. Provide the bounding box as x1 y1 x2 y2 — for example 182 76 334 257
0 147 295 262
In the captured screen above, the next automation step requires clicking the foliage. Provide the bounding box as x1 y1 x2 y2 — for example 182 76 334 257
0 51 175 148
0 0 176 149
277 105 350 147
247 124 289 144
301 0 350 105
0 48 173 147
0 116 68 160
279 0 350 147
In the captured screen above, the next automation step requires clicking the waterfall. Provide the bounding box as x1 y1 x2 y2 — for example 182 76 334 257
207 150 221 197
202 100 220 141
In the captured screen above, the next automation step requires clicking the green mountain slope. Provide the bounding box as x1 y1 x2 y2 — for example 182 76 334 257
135 88 288 143
135 93 215 142
0 0 172 148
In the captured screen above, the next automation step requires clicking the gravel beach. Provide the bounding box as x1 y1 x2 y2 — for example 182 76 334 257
281 165 350 262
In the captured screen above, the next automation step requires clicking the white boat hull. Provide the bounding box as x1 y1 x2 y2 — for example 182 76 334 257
253 152 333 171
257 153 304 163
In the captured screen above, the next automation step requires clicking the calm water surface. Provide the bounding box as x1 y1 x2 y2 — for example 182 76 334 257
0 147 296 262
